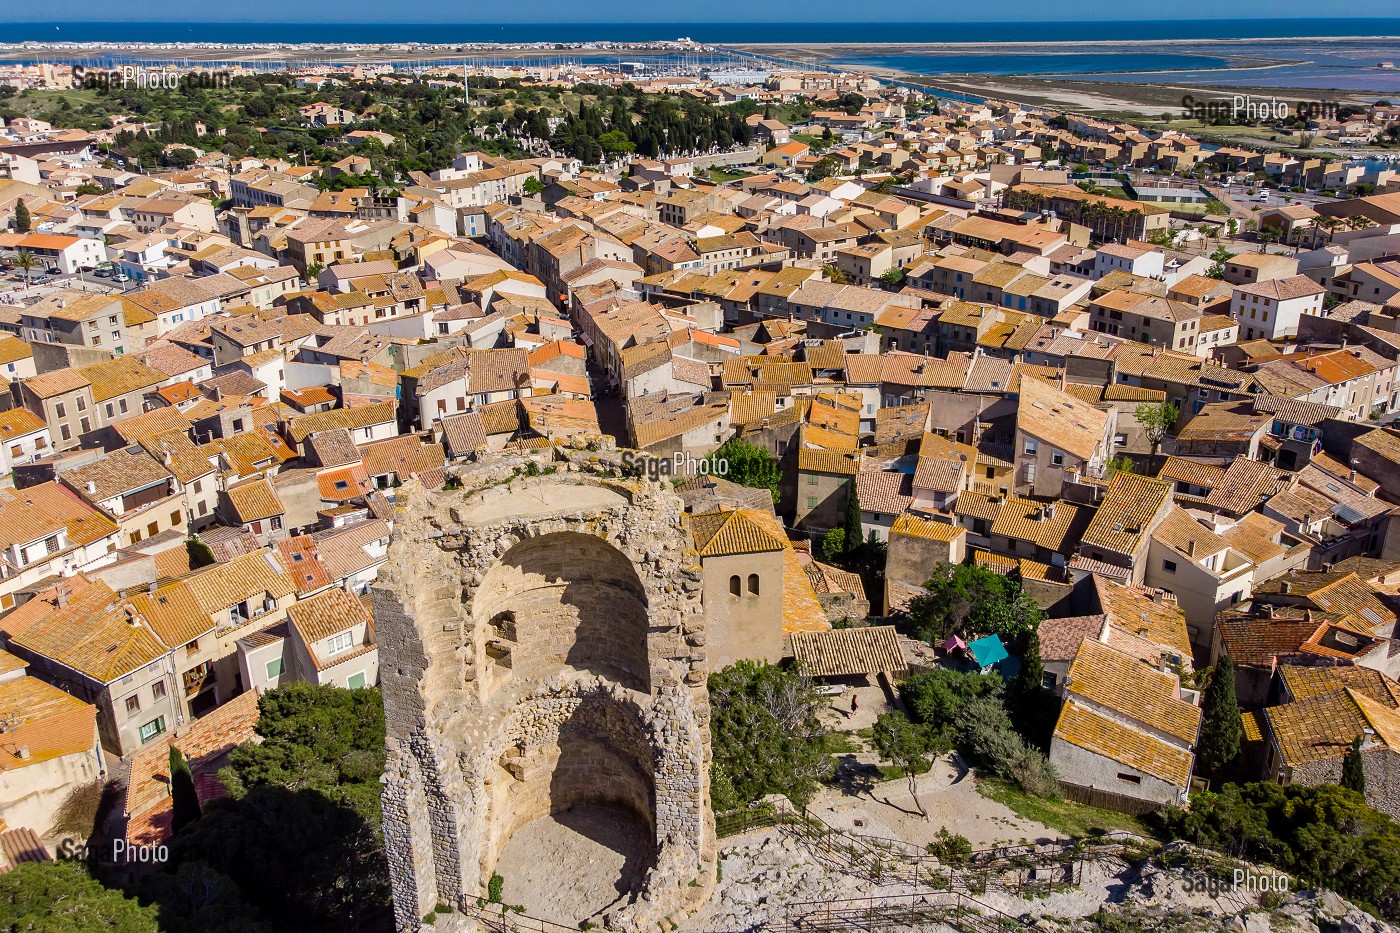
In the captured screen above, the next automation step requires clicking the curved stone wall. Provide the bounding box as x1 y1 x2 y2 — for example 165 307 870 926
375 468 715 933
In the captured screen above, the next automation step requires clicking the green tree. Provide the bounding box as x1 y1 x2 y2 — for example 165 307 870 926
707 438 781 504
1341 735 1367 796
165 147 199 168
12 198 30 233
522 175 545 195
170 745 202 835
1133 400 1179 461
11 249 36 289
161 683 392 932
843 480 862 556
1016 627 1044 699
186 537 217 569
303 261 325 283
223 682 386 824
807 154 840 182
871 712 934 818
878 266 906 287
1206 244 1234 278
1197 656 1241 777
820 527 845 562
906 562 1043 644
1160 782 1400 920
708 661 830 809
0 861 160 933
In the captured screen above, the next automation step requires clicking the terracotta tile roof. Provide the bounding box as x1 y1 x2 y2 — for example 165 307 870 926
0 336 33 367
0 408 45 440
287 586 371 646
790 626 906 677
1158 456 1227 490
1038 615 1106 663
855 469 914 516
358 434 446 479
224 476 284 522
285 401 396 444
126 582 215 649
1017 376 1109 460
890 513 964 543
0 576 166 684
1093 576 1193 660
1265 687 1400 768
309 519 391 582
0 675 96 771
274 536 335 595
1080 472 1172 557
181 550 296 617
23 368 89 399
0 482 118 552
991 496 1091 554
690 508 787 557
805 560 866 600
1065 638 1200 744
1279 665 1400 707
124 691 259 847
76 357 166 403
1055 699 1194 787
64 447 171 502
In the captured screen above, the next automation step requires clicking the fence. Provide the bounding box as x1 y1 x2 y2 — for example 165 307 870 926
1061 783 1167 816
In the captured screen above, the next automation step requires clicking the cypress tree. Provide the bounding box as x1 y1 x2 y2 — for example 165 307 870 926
12 198 30 233
1197 656 1241 777
169 745 201 834
843 480 861 555
1341 735 1367 796
1017 628 1045 697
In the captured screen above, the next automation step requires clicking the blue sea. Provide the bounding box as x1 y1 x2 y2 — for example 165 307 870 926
0 19 1399 45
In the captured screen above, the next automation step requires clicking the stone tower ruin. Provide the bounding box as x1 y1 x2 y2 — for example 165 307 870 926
374 465 715 932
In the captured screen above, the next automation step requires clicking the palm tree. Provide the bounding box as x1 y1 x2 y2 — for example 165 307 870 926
1314 216 1344 247
12 249 36 290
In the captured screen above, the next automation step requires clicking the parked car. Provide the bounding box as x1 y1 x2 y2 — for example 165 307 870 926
45 266 61 275
111 272 131 283
94 268 112 278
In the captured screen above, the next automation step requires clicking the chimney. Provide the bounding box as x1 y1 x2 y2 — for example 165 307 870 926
1280 581 1292 595
1044 501 1055 520
85 481 96 495
1151 590 1164 604
55 585 68 609
1187 539 1197 557
1349 469 1357 482
15 746 29 761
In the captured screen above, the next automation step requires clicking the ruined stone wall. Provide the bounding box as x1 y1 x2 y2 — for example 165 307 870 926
375 465 715 933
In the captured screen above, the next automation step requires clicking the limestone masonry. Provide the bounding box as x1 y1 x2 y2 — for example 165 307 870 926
374 455 716 932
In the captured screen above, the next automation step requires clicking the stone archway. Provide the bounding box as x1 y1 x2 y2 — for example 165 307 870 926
472 531 653 700
375 472 715 933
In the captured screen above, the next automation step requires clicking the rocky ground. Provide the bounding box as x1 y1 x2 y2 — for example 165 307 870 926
686 780 1397 933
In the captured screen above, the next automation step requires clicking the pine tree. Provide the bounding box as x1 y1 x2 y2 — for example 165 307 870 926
1197 656 1242 777
169 745 201 834
1341 735 1367 796
843 480 861 556
12 198 30 233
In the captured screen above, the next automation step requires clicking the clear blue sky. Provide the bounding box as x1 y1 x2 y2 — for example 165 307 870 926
10 2 1392 23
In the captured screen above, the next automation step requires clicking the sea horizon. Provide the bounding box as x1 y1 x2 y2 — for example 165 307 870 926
3 18 1400 46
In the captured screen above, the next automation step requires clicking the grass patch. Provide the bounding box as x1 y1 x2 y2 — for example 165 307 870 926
791 132 833 151
976 776 1152 840
822 731 863 755
704 166 753 183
